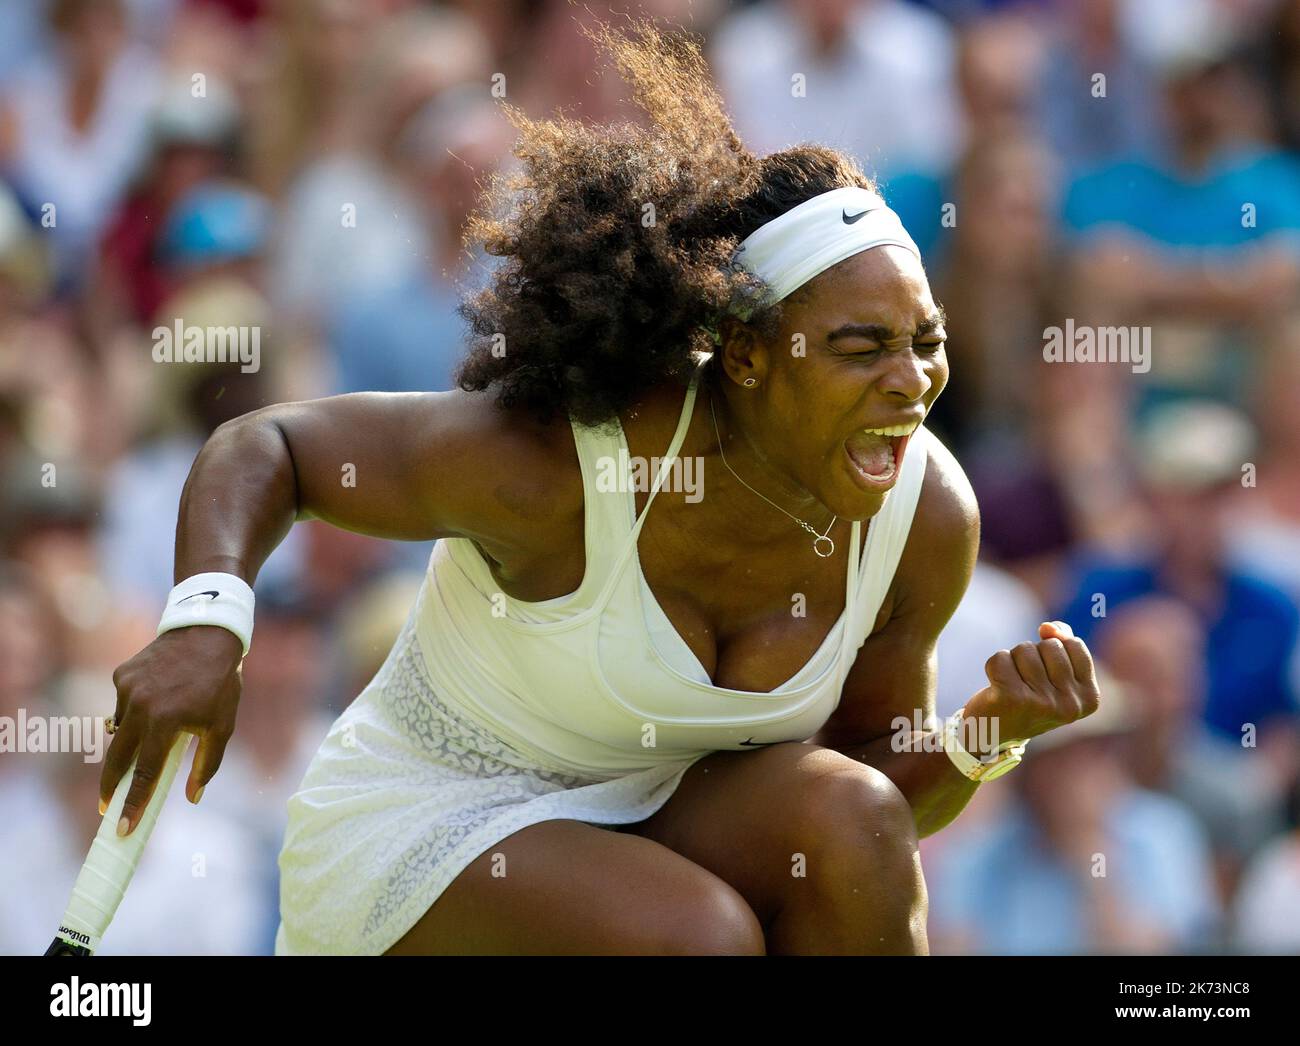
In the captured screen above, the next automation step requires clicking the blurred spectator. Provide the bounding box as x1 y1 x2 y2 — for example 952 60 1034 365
0 561 62 787
1054 401 1300 744
1261 0 1300 153
122 0 185 48
1233 794 1300 954
0 0 162 291
266 3 490 327
0 451 142 672
1096 597 1289 897
1062 40 1300 352
710 0 962 179
0 4 52 88
922 130 1062 453
954 12 1044 141
1035 0 1168 177
1226 317 1300 609
927 679 1221 954
323 83 512 397
159 179 270 281
90 73 244 330
443 0 535 71
246 0 384 199
884 13 1050 262
0 182 114 469
182 0 268 28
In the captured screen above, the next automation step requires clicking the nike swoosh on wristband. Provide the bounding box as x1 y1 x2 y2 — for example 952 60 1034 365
842 209 869 224
738 738 771 747
177 590 220 603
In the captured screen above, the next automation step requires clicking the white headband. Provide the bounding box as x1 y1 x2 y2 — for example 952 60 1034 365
731 186 921 307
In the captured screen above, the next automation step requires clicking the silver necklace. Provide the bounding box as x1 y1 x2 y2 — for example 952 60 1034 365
709 393 837 558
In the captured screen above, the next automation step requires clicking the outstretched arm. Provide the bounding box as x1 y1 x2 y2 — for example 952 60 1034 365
104 390 580 833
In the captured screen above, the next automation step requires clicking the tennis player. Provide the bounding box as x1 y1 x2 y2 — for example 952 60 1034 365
102 23 1100 955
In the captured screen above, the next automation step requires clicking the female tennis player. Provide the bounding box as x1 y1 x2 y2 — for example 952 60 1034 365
101 23 1100 955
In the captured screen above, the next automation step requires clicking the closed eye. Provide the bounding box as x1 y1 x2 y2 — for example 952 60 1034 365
830 338 945 357
831 345 884 361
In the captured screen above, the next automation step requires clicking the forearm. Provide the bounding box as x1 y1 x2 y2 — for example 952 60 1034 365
174 411 299 585
835 732 978 838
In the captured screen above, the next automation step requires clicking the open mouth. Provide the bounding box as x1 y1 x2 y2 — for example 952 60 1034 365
843 423 918 491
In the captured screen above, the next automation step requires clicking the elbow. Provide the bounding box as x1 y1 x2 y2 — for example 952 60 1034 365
199 408 304 520
208 403 278 443
266 415 303 520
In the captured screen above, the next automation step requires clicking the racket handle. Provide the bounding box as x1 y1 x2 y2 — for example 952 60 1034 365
47 733 193 955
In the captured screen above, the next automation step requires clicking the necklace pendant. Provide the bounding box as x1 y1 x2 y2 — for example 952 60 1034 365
813 535 835 558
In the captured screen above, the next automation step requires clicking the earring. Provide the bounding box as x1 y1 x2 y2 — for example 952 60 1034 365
743 377 757 387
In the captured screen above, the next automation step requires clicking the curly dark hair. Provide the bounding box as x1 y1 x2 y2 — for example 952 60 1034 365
455 18 875 427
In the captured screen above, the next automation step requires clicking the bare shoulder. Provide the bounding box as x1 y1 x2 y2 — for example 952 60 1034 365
430 388 586 534
890 427 980 617
914 427 980 546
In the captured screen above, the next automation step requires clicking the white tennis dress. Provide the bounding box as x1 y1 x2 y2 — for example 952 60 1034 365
274 360 932 954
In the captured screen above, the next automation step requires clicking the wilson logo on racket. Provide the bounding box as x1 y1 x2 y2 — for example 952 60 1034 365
56 926 91 945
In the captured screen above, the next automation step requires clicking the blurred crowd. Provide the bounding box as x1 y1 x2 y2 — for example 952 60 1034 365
0 0 1298 955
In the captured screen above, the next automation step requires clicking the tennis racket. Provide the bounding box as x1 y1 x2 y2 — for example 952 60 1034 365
44 733 194 956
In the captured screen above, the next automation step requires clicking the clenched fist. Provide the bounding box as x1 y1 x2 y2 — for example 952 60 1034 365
960 620 1102 753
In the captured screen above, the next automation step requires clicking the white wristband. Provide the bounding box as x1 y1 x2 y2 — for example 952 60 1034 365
942 709 1028 782
156 572 255 657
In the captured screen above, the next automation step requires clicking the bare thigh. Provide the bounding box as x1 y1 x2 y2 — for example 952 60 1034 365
384 818 765 955
618 742 926 938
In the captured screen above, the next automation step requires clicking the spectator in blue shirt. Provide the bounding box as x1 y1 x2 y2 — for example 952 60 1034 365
1053 401 1300 742
322 84 513 398
1062 46 1300 329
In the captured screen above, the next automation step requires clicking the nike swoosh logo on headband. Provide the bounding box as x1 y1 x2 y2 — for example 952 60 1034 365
842 209 870 224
